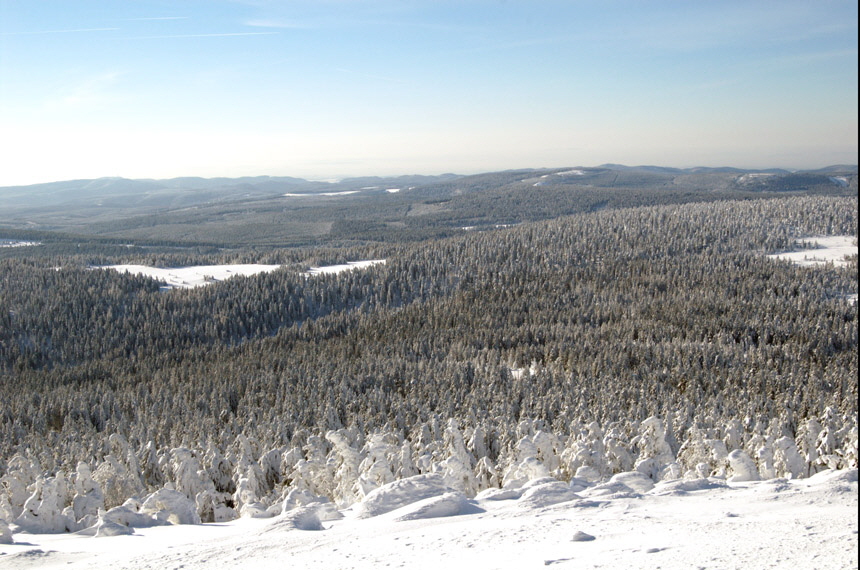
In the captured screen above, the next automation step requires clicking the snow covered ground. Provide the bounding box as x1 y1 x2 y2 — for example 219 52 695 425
0 239 40 248
99 264 284 289
304 259 386 276
283 191 360 197
2 469 856 570
768 235 858 268
98 260 386 289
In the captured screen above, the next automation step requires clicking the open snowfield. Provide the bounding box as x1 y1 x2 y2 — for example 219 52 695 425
768 235 858 267
2 469 856 570
100 264 284 289
0 240 40 248
99 260 386 289
304 259 386 276
283 191 360 197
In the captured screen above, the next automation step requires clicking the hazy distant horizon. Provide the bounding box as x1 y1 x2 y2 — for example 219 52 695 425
1 1 856 188
2 159 859 189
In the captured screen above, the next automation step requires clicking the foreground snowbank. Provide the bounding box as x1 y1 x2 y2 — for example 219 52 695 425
1 469 856 570
2 413 855 539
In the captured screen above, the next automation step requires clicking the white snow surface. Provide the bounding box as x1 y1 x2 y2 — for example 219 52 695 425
98 260 386 289
283 191 360 197
0 240 40 248
99 264 284 289
304 259 386 276
768 235 857 267
2 469 856 570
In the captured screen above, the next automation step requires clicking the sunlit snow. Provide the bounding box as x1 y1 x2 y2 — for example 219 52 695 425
737 173 775 183
1 469 855 570
768 235 857 268
283 191 360 197
304 259 386 276
0 239 40 248
99 260 387 289
99 264 284 289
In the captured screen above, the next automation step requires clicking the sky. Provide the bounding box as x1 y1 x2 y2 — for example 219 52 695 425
0 0 857 186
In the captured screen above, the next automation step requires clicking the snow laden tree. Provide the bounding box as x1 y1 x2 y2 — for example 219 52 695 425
632 417 679 481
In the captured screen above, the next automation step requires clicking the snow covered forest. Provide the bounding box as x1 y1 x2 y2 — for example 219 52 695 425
0 194 857 551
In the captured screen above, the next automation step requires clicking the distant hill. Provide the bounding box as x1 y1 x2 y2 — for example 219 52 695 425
0 165 854 246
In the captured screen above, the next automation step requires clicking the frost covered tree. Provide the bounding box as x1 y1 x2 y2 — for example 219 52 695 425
632 417 678 481
204 442 235 496
92 434 145 509
561 421 607 481
726 449 760 482
773 436 805 479
357 432 398 495
834 413 858 469
723 419 745 453
167 447 208 500
14 473 73 533
396 440 417 479
531 430 562 477
0 454 41 521
745 432 777 480
138 440 165 489
602 423 635 475
325 430 362 507
229 435 267 515
813 407 846 471
70 462 103 526
678 427 731 479
440 419 479 496
501 436 550 488
796 418 823 477
473 456 499 490
259 448 283 491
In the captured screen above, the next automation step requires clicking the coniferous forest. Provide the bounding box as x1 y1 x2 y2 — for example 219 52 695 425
0 172 857 530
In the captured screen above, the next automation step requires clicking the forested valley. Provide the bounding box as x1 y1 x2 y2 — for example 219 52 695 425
0 187 857 531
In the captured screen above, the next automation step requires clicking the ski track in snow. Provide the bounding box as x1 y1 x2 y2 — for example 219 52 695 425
2 470 856 570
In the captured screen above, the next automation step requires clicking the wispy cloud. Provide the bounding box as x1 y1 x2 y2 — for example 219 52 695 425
46 71 124 110
0 28 119 36
124 31 279 39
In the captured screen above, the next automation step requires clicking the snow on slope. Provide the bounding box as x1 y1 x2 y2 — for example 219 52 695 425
768 235 858 268
99 260 386 289
0 240 40 248
2 469 856 570
304 259 386 276
100 264 283 289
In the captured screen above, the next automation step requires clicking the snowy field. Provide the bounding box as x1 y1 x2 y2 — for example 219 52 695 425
99 260 386 289
768 235 858 267
0 240 40 248
1 469 856 570
99 264 283 289
283 191 360 197
304 259 386 276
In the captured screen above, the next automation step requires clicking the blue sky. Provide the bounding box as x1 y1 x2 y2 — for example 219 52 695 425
0 0 857 185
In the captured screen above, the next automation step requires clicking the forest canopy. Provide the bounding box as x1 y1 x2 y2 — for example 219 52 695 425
0 189 857 530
